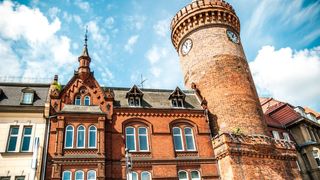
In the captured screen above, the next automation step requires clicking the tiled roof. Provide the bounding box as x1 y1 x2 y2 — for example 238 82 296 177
110 87 202 110
0 82 50 107
264 114 282 128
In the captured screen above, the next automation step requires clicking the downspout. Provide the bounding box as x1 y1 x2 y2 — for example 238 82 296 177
40 114 57 180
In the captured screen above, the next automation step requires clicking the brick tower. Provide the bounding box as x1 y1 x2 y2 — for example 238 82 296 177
171 0 301 179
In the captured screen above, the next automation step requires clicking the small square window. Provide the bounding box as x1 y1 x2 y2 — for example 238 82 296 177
15 176 25 180
0 177 10 180
22 92 34 104
128 97 140 107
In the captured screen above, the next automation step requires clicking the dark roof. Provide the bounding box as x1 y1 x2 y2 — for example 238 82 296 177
0 82 50 107
108 87 202 109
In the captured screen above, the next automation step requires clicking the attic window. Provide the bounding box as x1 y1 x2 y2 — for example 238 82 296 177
169 87 186 108
126 85 143 107
21 87 35 105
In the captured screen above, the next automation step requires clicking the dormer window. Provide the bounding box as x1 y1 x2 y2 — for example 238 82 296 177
169 87 186 108
75 95 81 105
21 87 35 105
126 85 143 107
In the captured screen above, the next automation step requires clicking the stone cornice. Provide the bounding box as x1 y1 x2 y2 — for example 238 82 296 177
171 0 240 50
212 133 298 160
115 111 204 118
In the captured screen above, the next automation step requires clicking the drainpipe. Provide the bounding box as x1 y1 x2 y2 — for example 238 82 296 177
40 115 57 180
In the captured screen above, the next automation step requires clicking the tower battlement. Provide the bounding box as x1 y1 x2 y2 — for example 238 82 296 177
171 0 240 50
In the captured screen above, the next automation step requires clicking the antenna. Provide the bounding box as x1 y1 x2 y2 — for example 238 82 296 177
84 25 88 47
139 74 147 89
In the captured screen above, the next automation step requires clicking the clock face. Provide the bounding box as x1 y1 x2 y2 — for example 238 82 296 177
226 30 239 44
181 39 192 55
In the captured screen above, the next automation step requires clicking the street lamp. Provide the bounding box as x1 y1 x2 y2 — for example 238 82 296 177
125 148 133 180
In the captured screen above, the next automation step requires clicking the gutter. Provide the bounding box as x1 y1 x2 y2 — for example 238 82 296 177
40 115 57 180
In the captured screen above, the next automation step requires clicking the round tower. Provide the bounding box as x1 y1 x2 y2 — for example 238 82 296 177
171 0 267 135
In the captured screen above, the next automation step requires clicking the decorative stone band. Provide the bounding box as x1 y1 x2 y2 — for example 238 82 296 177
212 133 298 160
115 112 204 118
171 0 240 50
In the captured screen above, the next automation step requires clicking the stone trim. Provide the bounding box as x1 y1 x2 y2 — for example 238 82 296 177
115 112 204 118
171 0 240 50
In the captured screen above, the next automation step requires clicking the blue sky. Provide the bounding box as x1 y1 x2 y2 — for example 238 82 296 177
0 0 319 111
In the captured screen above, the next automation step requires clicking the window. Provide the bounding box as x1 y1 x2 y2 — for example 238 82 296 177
22 92 33 104
75 170 84 180
21 127 32 152
313 150 320 167
138 127 148 151
184 127 196 151
84 96 90 106
0 177 10 180
191 171 201 180
7 126 19 152
126 127 136 151
141 171 151 180
75 95 81 105
129 97 140 107
173 127 184 151
62 171 71 180
87 170 96 180
178 171 188 180
88 125 97 148
131 172 138 180
272 131 280 140
77 125 85 148
15 177 25 180
172 98 184 108
283 132 290 141
65 125 74 148
169 87 185 108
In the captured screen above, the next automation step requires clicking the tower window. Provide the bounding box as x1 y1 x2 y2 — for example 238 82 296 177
84 96 90 106
75 95 81 105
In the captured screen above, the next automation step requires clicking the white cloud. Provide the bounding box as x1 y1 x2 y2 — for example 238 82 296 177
48 7 60 19
105 17 114 29
145 45 168 64
126 15 146 30
153 18 170 37
75 0 90 12
250 45 320 110
124 35 139 53
0 1 77 83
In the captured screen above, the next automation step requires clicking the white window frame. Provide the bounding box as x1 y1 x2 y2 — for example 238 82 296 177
313 150 320 167
138 127 149 152
88 125 97 148
77 125 86 148
75 170 84 180
190 170 201 180
184 127 196 151
178 170 188 180
65 125 74 148
62 171 72 180
173 127 184 151
126 126 136 151
141 171 151 180
272 131 280 140
283 132 290 141
22 92 34 104
130 171 138 180
87 170 96 180
21 126 32 152
7 126 19 152
84 96 90 106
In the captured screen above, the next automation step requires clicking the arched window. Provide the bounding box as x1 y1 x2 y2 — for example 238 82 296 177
84 96 90 106
75 95 81 105
173 127 183 151
75 170 84 180
141 171 151 180
77 125 85 148
131 172 138 180
87 170 96 180
62 171 71 180
138 127 148 151
65 125 74 148
184 127 196 151
191 170 201 180
88 125 97 148
178 171 188 180
125 127 136 151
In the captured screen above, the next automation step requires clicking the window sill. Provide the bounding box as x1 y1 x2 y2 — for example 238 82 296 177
0 152 33 156
63 148 98 155
130 151 151 158
175 151 198 157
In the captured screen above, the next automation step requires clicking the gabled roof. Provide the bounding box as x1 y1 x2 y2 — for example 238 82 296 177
125 85 143 98
169 86 186 100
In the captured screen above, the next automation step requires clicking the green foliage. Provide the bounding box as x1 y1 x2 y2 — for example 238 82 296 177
52 82 62 92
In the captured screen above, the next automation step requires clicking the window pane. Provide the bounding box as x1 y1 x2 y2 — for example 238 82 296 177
89 127 96 148
139 128 147 135
62 171 71 180
191 171 200 180
15 177 25 180
126 135 135 151
87 170 96 180
178 171 188 180
84 96 90 106
77 126 85 147
11 127 19 135
131 172 138 180
141 172 151 180
75 96 81 105
173 128 183 151
185 128 195 151
139 136 148 151
21 136 31 151
75 171 84 180
7 127 19 152
65 126 73 148
23 93 33 104
126 127 134 134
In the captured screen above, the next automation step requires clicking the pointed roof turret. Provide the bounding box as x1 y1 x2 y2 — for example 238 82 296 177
78 26 91 79
80 26 90 58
